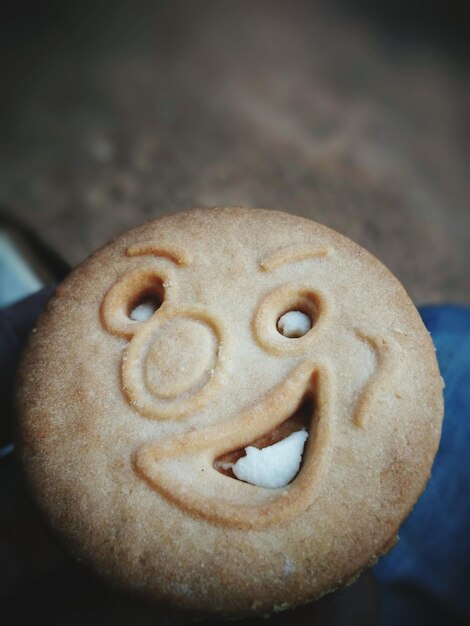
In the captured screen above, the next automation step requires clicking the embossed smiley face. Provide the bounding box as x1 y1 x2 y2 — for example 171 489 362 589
18 208 444 617
99 209 394 529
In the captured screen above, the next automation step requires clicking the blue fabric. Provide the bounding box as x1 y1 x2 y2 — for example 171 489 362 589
375 306 470 626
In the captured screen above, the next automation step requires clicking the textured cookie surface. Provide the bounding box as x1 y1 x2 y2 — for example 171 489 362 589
17 207 443 616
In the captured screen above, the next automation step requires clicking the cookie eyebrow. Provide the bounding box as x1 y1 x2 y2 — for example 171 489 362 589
126 243 190 266
260 244 330 272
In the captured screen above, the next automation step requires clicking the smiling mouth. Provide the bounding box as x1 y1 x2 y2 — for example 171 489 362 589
134 362 332 529
214 394 314 485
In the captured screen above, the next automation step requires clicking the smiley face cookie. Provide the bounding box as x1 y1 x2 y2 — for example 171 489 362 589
17 207 444 617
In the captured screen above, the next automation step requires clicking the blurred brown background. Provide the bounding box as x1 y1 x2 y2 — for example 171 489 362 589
0 0 468 303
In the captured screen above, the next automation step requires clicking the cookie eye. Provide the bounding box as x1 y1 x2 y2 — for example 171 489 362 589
101 268 168 339
253 284 325 355
277 310 312 338
130 301 160 322
129 285 164 322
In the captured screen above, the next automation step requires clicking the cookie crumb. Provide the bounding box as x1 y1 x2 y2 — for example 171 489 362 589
232 430 308 488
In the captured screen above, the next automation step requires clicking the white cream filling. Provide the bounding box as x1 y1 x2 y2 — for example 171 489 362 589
277 311 311 338
130 301 157 322
228 429 308 489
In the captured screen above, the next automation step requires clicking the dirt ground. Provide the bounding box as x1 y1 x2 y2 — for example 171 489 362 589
0 1 468 304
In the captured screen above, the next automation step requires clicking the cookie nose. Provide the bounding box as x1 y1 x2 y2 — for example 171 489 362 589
144 317 216 400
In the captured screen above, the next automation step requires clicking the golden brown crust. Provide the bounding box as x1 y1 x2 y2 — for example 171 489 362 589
16 207 443 616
